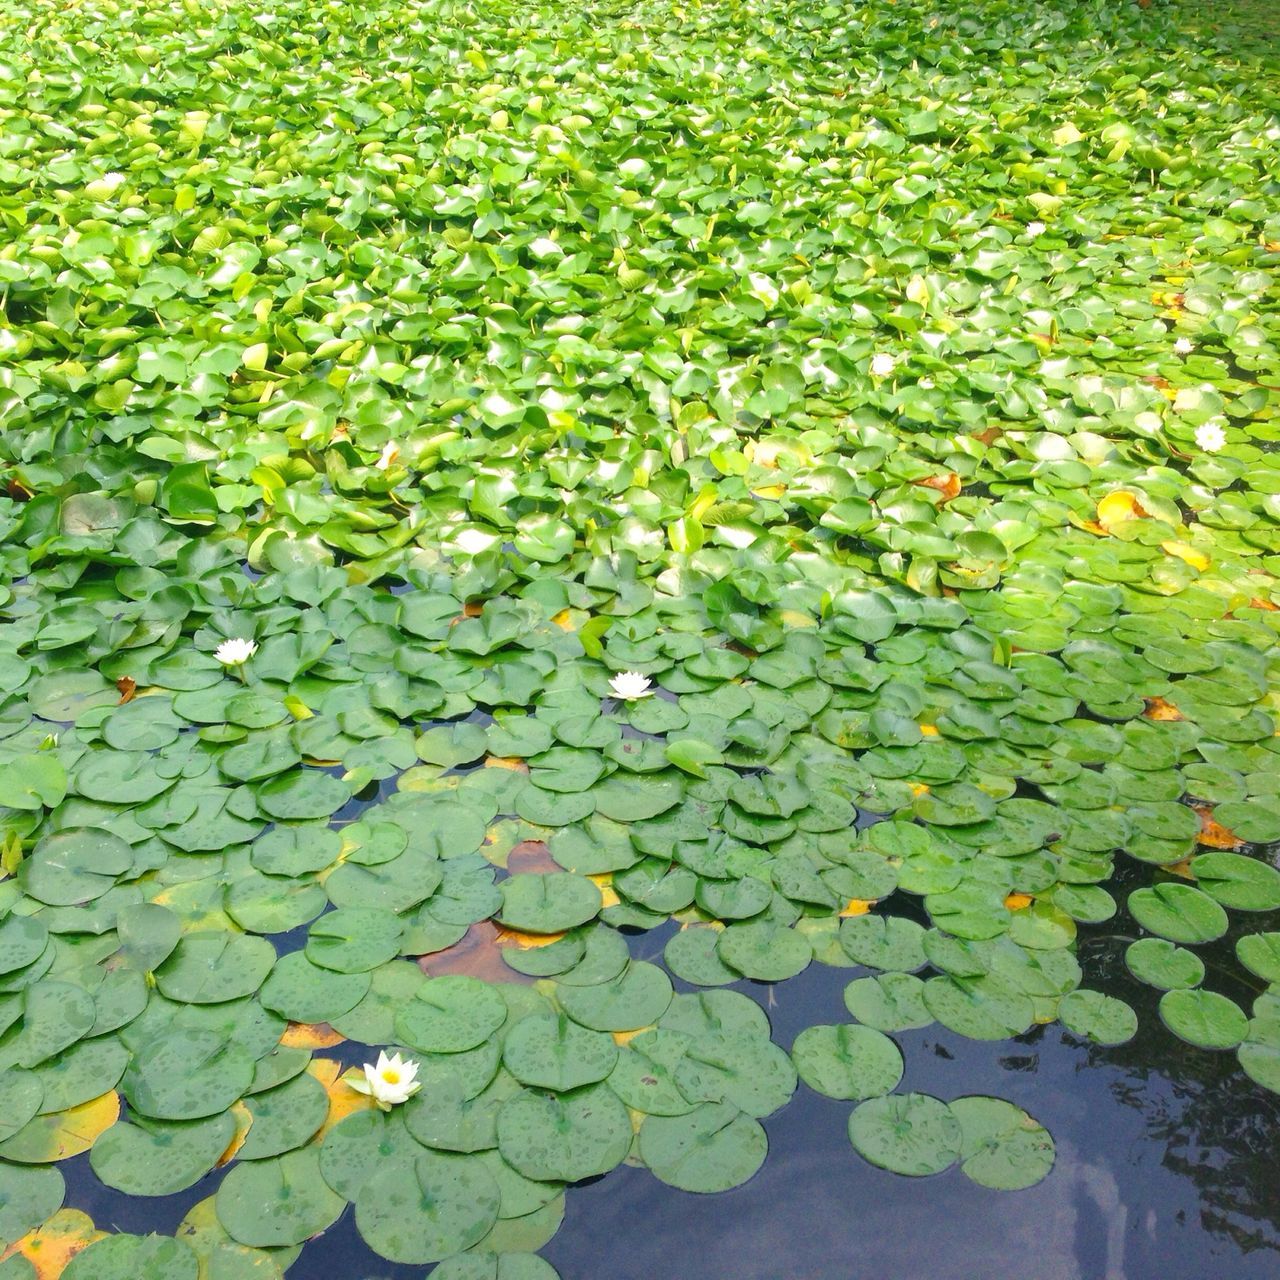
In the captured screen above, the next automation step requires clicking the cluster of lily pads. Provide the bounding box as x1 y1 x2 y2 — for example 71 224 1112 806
0 0 1279 1273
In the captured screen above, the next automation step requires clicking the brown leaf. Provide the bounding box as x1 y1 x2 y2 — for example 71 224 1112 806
1143 696 1184 721
115 676 137 704
507 840 559 875
1193 804 1243 850
914 472 962 503
422 921 536 983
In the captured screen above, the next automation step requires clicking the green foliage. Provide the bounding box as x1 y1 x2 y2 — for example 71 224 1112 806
0 0 1276 1269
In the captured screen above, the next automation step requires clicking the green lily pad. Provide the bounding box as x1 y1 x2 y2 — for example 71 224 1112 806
90 1112 236 1196
674 1031 797 1119
843 974 933 1033
155 932 276 1005
951 1096 1055 1190
1128 883 1228 945
717 920 812 983
305 908 404 973
663 926 739 987
638 1101 767 1193
0 1162 63 1245
923 977 1034 1041
555 962 673 1032
502 1013 618 1091
396 976 508 1053
238 1071 328 1160
496 1083 631 1183
19 828 133 906
848 1093 961 1177
123 1029 255 1120
1059 990 1138 1046
607 1030 696 1117
318 1108 424 1200
1236 933 1280 983
1124 938 1205 991
259 952 370 1024
1159 989 1248 1050
839 915 928 972
61 1234 198 1280
1191 852 1280 912
497 873 603 934
216 1148 345 1248
791 1024 904 1101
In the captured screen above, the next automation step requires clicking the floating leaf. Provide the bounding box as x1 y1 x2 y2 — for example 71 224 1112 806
1158 989 1248 1050
848 1094 961 1177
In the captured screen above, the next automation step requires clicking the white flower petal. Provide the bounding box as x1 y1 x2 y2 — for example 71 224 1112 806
609 671 653 700
214 637 258 666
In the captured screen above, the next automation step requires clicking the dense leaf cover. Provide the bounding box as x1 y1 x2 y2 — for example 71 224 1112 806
0 0 1278 1273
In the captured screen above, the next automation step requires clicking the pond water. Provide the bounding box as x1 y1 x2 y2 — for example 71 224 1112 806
58 883 1280 1280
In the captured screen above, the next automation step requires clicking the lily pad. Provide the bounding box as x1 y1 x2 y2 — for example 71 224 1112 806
216 1148 345 1248
848 1093 962 1177
1128 884 1228 945
395 976 508 1053
496 1083 631 1183
791 1024 903 1101
1158 989 1248 1050
638 1102 767 1193
1124 938 1205 991
950 1096 1055 1190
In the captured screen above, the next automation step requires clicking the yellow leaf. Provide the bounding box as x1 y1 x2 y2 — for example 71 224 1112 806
312 1061 376 1136
550 608 575 632
1052 122 1084 146
1004 892 1033 910
1096 490 1149 531
484 755 529 773
216 1101 253 1167
0 1091 120 1163
1161 540 1209 571
176 1196 283 1277
840 899 875 918
1144 696 1184 721
909 783 930 797
918 724 939 737
750 483 786 500
2 1209 105 1280
497 927 567 950
280 1022 345 1049
587 873 620 909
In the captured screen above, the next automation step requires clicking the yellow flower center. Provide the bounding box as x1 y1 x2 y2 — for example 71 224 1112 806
381 1069 401 1085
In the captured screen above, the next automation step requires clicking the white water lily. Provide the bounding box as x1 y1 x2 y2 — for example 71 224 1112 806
1026 220 1046 237
375 441 400 471
1195 420 1226 453
609 671 653 700
1174 337 1194 355
869 353 896 379
214 637 258 666
349 1050 421 1109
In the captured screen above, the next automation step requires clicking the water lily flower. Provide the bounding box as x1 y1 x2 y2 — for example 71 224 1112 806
214 637 258 666
349 1050 421 1110
375 441 400 471
1174 337 1194 355
870 353 896 379
1195 420 1226 453
1026 221 1046 238
609 671 653 700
